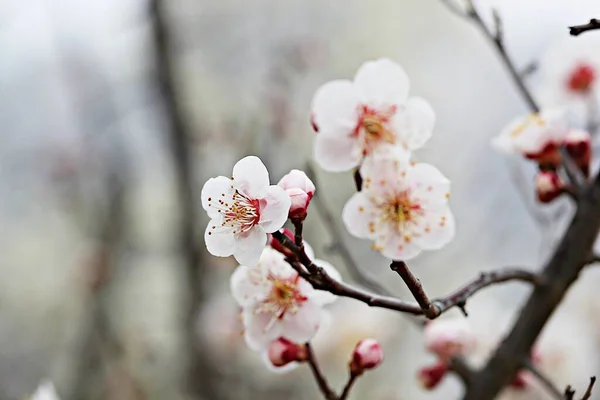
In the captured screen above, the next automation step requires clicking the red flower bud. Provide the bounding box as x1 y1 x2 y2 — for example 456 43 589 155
350 338 384 375
267 338 308 367
418 362 449 390
568 64 595 93
535 171 565 203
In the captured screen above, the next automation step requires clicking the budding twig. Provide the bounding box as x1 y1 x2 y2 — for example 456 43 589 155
564 376 596 400
339 374 358 400
569 19 600 36
390 261 437 318
305 343 337 400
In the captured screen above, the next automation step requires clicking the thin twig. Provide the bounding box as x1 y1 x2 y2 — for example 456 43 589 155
305 343 337 400
582 377 596 400
559 147 587 192
339 374 358 400
390 261 437 318
569 19 600 36
523 361 564 399
439 0 467 18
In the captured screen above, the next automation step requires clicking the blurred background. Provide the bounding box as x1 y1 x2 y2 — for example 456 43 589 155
2 0 600 399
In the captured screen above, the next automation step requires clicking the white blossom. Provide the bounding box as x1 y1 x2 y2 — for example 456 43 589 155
230 245 340 352
201 156 291 266
424 318 477 361
342 156 455 260
30 381 60 400
311 58 435 171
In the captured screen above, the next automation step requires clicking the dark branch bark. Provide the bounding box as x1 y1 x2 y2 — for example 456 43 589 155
390 261 437 318
339 374 358 400
569 19 600 36
306 343 337 400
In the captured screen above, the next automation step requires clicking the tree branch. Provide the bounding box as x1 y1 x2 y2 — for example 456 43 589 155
306 343 337 400
559 147 587 192
564 376 596 400
390 261 437 318
339 374 358 400
523 361 564 399
569 19 600 36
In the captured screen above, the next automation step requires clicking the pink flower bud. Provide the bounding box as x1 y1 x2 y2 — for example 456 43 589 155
424 318 476 361
278 170 316 222
418 362 448 390
267 338 307 367
564 129 591 177
535 171 565 203
269 228 295 256
568 63 595 93
350 338 384 375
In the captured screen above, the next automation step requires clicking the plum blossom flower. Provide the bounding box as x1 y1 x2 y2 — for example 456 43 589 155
491 109 567 159
424 318 477 361
230 245 340 353
30 381 60 400
350 338 384 375
342 157 455 260
277 169 315 221
202 156 291 266
311 58 435 171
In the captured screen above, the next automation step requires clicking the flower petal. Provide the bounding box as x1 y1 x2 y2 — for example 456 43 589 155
280 301 322 343
233 227 267 266
230 265 270 307
243 309 281 351
408 163 451 206
260 351 299 374
392 97 435 151
259 185 291 232
342 193 378 239
314 130 361 172
378 227 423 261
233 156 270 199
309 259 341 305
204 222 236 257
201 176 235 219
354 58 410 108
413 206 456 250
311 80 361 134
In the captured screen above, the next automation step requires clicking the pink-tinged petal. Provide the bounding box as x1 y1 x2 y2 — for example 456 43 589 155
354 58 410 108
260 351 299 374
413 206 456 250
408 163 451 205
309 259 341 305
342 193 378 239
311 80 361 134
314 131 361 172
201 176 234 219
379 228 423 261
204 222 236 257
280 301 322 343
360 156 410 195
243 309 282 351
230 265 270 307
232 156 270 199
233 227 268 266
259 185 291 232
392 97 435 151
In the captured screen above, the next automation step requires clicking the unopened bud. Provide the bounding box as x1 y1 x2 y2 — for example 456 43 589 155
564 129 591 177
269 228 295 256
418 362 448 390
278 170 316 222
568 64 595 93
424 318 476 361
267 338 307 367
350 338 384 375
535 171 565 203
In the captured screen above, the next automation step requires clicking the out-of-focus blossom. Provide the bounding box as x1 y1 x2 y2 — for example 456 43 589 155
278 169 315 222
230 245 340 352
424 318 476 361
417 362 448 390
342 156 455 260
30 381 60 400
311 58 435 171
535 171 565 203
350 338 384 374
201 156 291 266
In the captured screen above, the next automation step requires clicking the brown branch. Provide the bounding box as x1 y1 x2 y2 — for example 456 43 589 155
569 19 600 36
306 343 337 400
559 147 587 192
523 361 564 399
390 261 437 318
339 374 358 400
565 377 596 400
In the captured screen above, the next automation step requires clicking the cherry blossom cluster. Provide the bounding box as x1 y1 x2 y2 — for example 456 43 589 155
492 108 592 203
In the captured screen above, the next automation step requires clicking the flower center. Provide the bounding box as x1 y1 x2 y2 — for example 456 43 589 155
207 189 260 236
568 63 595 93
259 274 307 324
356 105 397 156
510 113 545 138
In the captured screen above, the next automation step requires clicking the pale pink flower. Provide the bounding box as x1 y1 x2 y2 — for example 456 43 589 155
311 58 435 171
201 156 291 266
350 338 384 374
277 169 315 221
492 109 567 157
424 318 476 361
230 245 340 352
342 156 455 260
31 381 60 400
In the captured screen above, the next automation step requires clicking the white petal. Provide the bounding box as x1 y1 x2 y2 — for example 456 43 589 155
309 259 341 305
392 97 435 151
233 227 267 266
259 185 291 232
31 381 60 400
201 176 235 219
230 265 270 307
204 223 236 258
360 155 410 195
232 156 270 199
354 58 410 108
243 309 281 351
342 193 378 239
280 301 322 343
408 163 451 205
260 351 299 374
314 130 361 172
413 206 456 250
311 80 361 134
379 228 423 261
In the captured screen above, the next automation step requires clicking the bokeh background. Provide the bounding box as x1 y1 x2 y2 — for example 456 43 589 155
2 0 600 399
